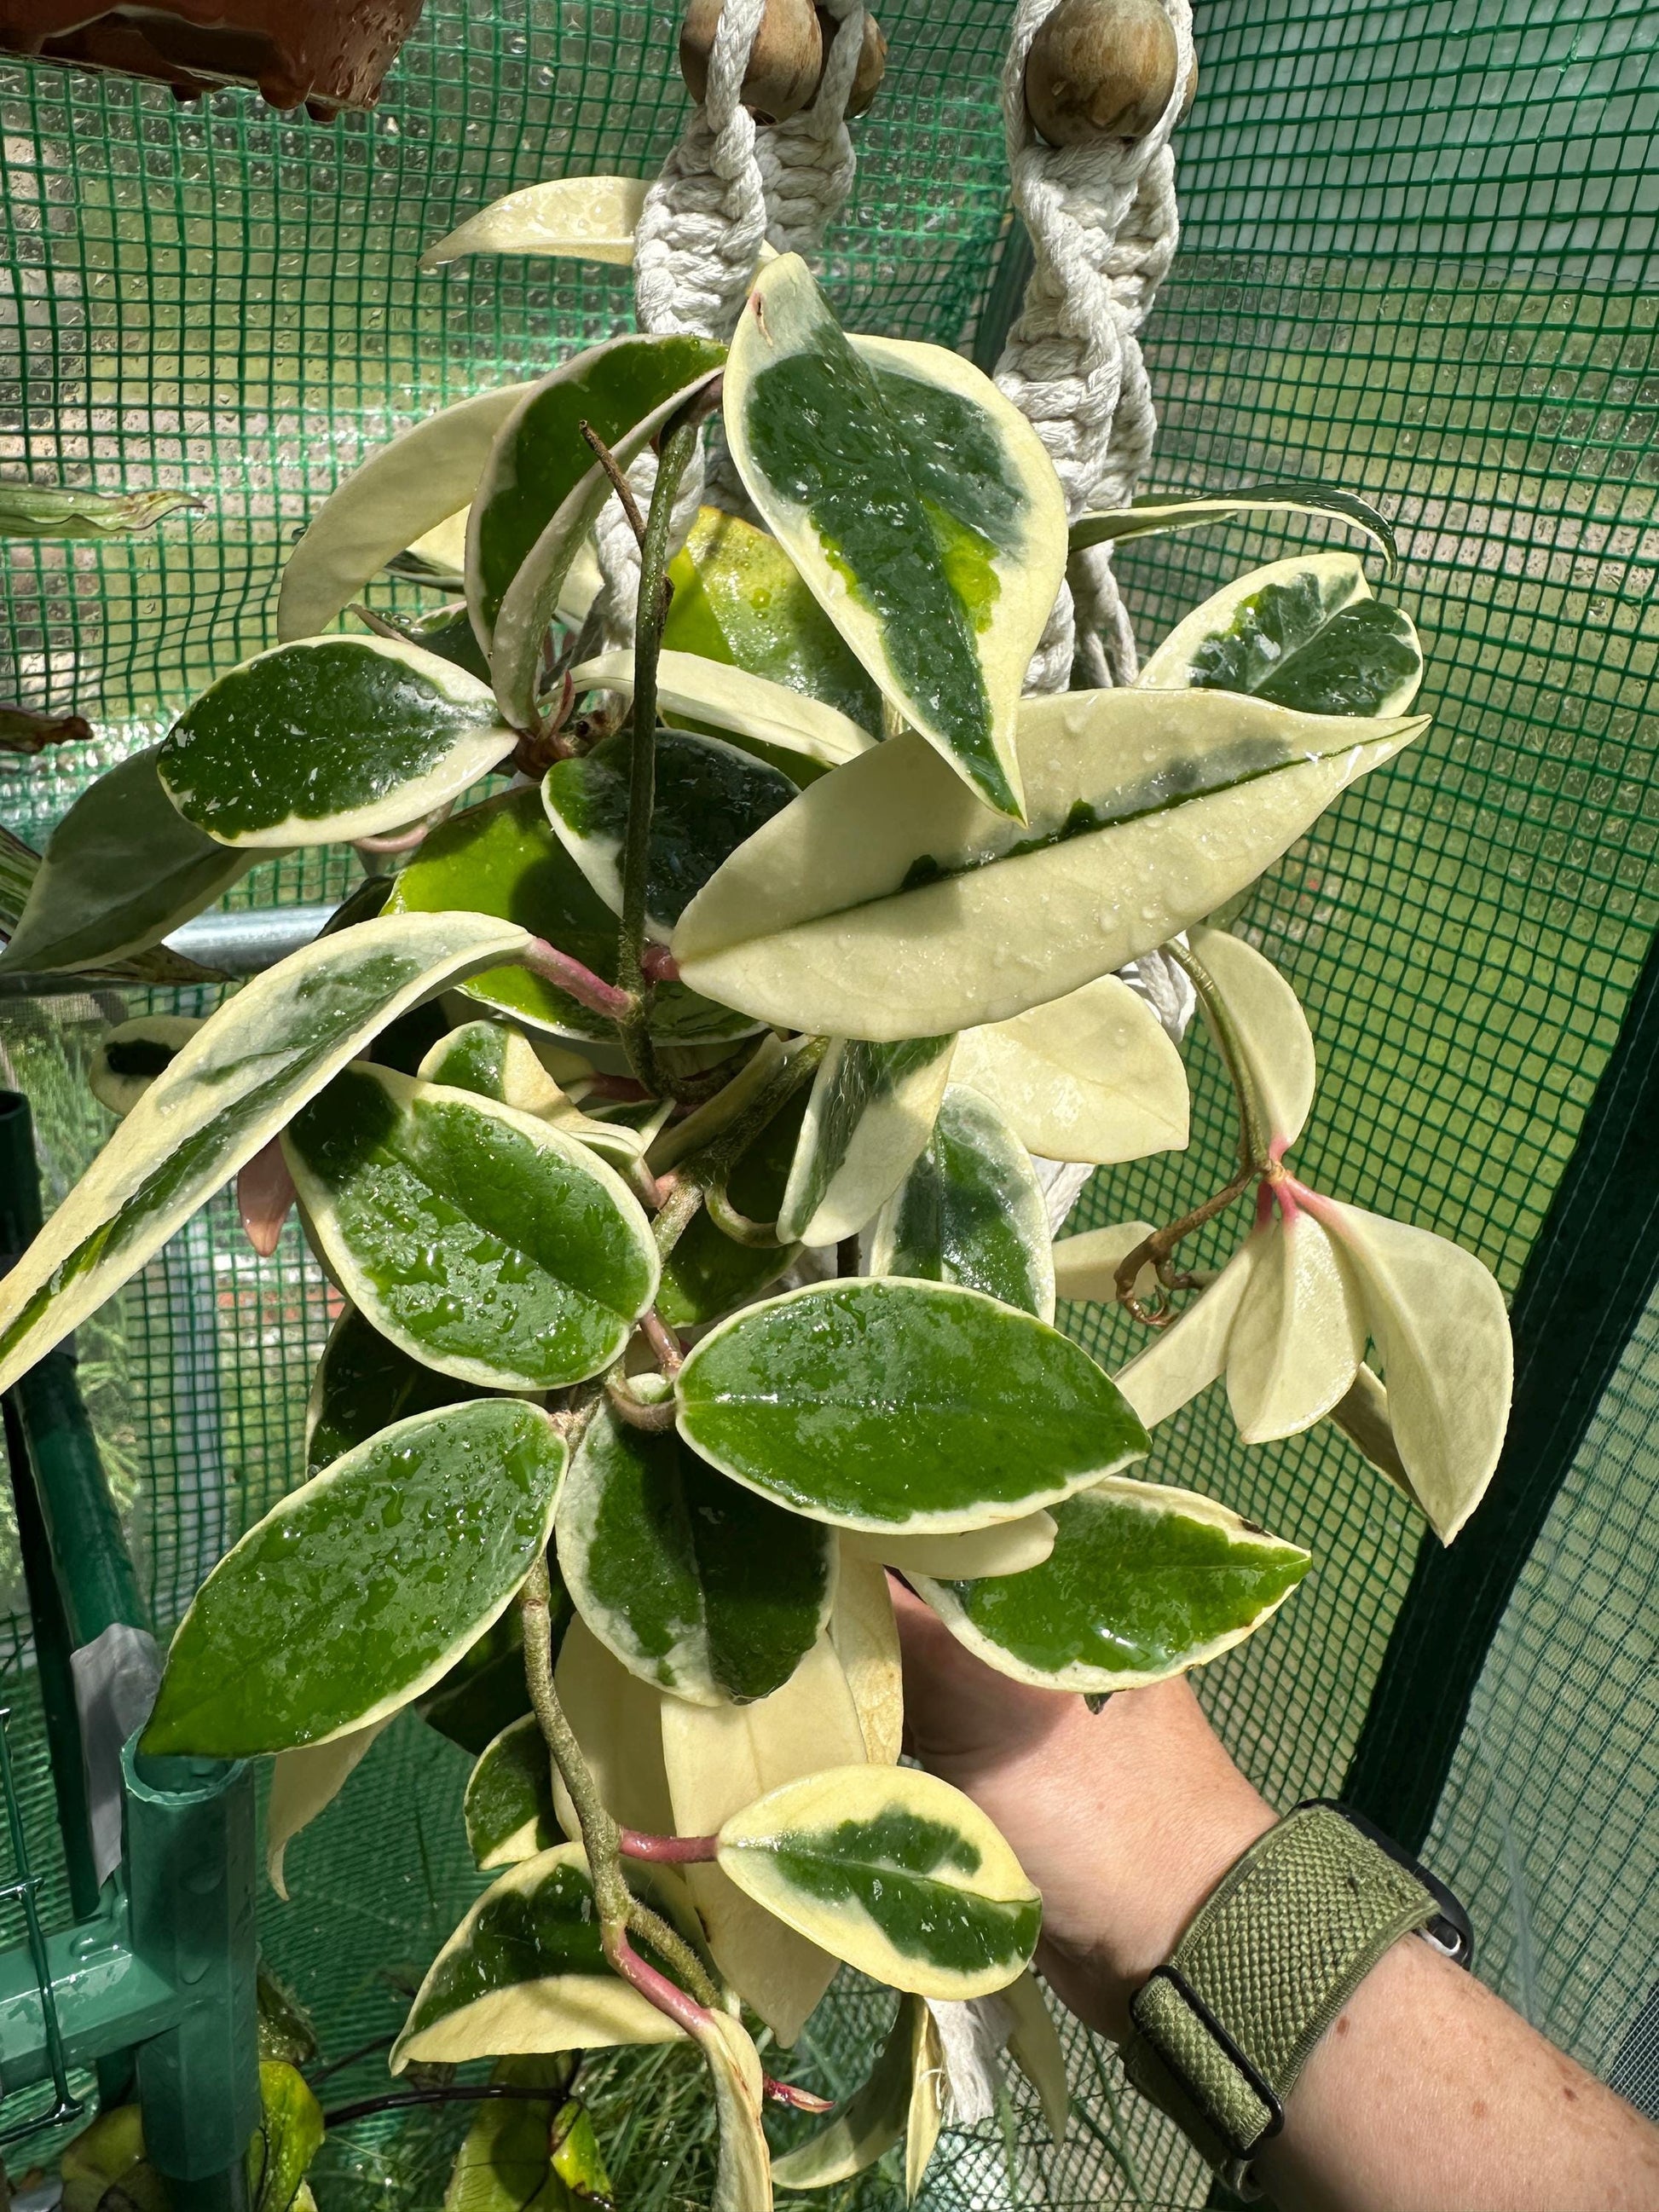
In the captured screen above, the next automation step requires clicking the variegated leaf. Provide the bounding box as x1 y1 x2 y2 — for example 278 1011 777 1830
869 1083 1054 1320
266 1719 392 1901
777 1035 957 1246
422 175 650 271
1070 480 1396 570
465 1714 558 1870
829 1551 904 1767
572 647 876 771
89 1016 202 1117
770 1992 939 2194
952 977 1189 1166
841 1516 1057 1581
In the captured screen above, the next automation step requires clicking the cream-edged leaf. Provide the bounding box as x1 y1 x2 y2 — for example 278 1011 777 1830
778 1035 957 1245
143 1400 566 1757
1310 1198 1512 1543
841 1516 1057 1580
725 256 1066 820
1071 481 1396 571
829 1551 903 1767
267 1718 392 1901
953 977 1189 1165
415 1019 646 1170
159 636 513 849
911 1476 1309 1693
0 910 529 1396
678 1279 1149 1536
1225 1210 1365 1443
1052 1221 1159 1306
1138 551 1422 718
673 688 1428 1042
715 1764 1040 2000
1327 1361 1410 1492
556 1406 835 1707
304 1303 488 1475
662 1635 865 2045
694 2009 773 2212
283 1064 659 1393
868 1084 1055 1321
1187 924 1316 1153
422 175 649 271
574 648 876 770
769 1992 922 2190
1112 1238 1263 1430
550 1616 678 1845
0 747 256 977
278 383 535 641
89 1016 202 1117
465 1714 558 1870
392 1844 706 2071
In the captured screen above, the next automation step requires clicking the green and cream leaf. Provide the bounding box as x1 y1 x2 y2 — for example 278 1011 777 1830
716 1765 1041 1999
143 1400 566 1757
777 1036 957 1246
1070 480 1396 570
770 1993 939 2194
841 1516 1057 1581
304 1303 488 1473
465 1715 558 1870
0 481 199 537
573 647 876 770
89 1016 202 1117
869 1084 1054 1320
422 175 650 271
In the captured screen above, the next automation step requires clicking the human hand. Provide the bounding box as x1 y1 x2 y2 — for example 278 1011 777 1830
890 1578 1275 2041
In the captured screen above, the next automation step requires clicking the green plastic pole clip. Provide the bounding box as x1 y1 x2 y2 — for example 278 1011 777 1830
123 1740 258 2211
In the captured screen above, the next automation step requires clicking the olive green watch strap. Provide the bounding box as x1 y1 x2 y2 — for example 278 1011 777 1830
1121 1805 1448 2192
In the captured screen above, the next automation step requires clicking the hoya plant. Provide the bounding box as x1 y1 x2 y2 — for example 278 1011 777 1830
0 237 1510 2206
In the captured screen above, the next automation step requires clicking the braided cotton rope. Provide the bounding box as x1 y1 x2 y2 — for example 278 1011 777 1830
596 0 867 642
997 0 1194 692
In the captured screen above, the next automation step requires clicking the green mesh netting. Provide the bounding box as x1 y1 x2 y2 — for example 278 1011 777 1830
0 0 1654 2203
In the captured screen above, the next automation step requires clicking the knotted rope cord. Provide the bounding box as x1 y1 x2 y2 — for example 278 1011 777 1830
996 0 1194 692
597 0 867 642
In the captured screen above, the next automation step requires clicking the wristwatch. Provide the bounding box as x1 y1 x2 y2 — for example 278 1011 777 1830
1121 1799 1472 2197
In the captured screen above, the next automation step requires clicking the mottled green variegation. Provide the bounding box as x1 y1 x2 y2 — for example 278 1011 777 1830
716 1765 1040 1998
1070 480 1396 570
777 1035 957 1246
389 788 755 1045
282 1064 657 1392
465 1715 558 1869
1138 552 1422 718
393 1845 705 2070
725 255 1066 819
0 910 528 1397
543 730 795 938
912 1477 1310 1693
870 1085 1054 1320
143 1400 566 1757
0 746 254 977
674 688 1427 1041
677 1279 1148 1533
277 383 535 641
159 636 514 849
304 1303 488 1474
556 1407 834 1707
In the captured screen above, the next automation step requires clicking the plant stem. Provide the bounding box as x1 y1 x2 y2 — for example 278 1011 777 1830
651 1176 707 1261
625 1899 724 2013
616 408 702 1094
650 1034 828 1265
618 1828 720 1863
639 1309 684 1377
703 1184 784 1248
580 421 648 550
1165 938 1272 1170
519 937 637 1024
604 1372 679 1432
1113 1163 1257 1323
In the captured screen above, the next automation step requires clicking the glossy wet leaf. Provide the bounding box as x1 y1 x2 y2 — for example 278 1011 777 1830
144 1399 566 1757
657 1081 809 1330
673 687 1427 1041
558 1406 834 1706
442 2056 598 2212
870 1084 1054 1320
472 335 725 723
1187 923 1317 1152
416 1019 648 1170
717 1764 1040 1999
0 910 528 1397
841 1515 1057 1581
1070 479 1396 570
379 598 493 684
305 1302 488 1473
159 636 513 849
266 1718 392 1899
393 1843 706 2070
573 646 876 771
544 729 795 938
952 976 1189 1166
389 788 755 1045
277 384 536 639
778 1035 957 1245
418 1608 540 1756
1138 552 1422 718
465 1714 558 1869
422 173 650 270
250 2061 326 2212
769 1991 934 2192
662 1635 864 2044
0 481 199 537
726 256 1066 819
911 1476 1309 1692
677 1279 1149 1535
663 505 885 735
89 1015 202 1117
0 745 254 976
283 1062 658 1391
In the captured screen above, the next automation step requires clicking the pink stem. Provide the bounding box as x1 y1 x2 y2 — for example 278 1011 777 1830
616 1828 720 1864
640 1308 685 1377
608 1928 714 2038
581 1072 652 1102
763 2077 835 2115
641 942 680 984
518 938 636 1023
238 1139 296 1258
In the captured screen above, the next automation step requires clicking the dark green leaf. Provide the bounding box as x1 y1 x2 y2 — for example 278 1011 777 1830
305 1302 491 1473
870 1084 1054 1319
465 1715 559 1868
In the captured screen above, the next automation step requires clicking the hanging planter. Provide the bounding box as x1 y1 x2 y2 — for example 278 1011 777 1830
0 0 425 117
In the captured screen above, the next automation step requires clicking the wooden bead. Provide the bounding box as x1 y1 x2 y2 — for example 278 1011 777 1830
679 0 824 124
816 10 889 119
1024 0 1179 147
